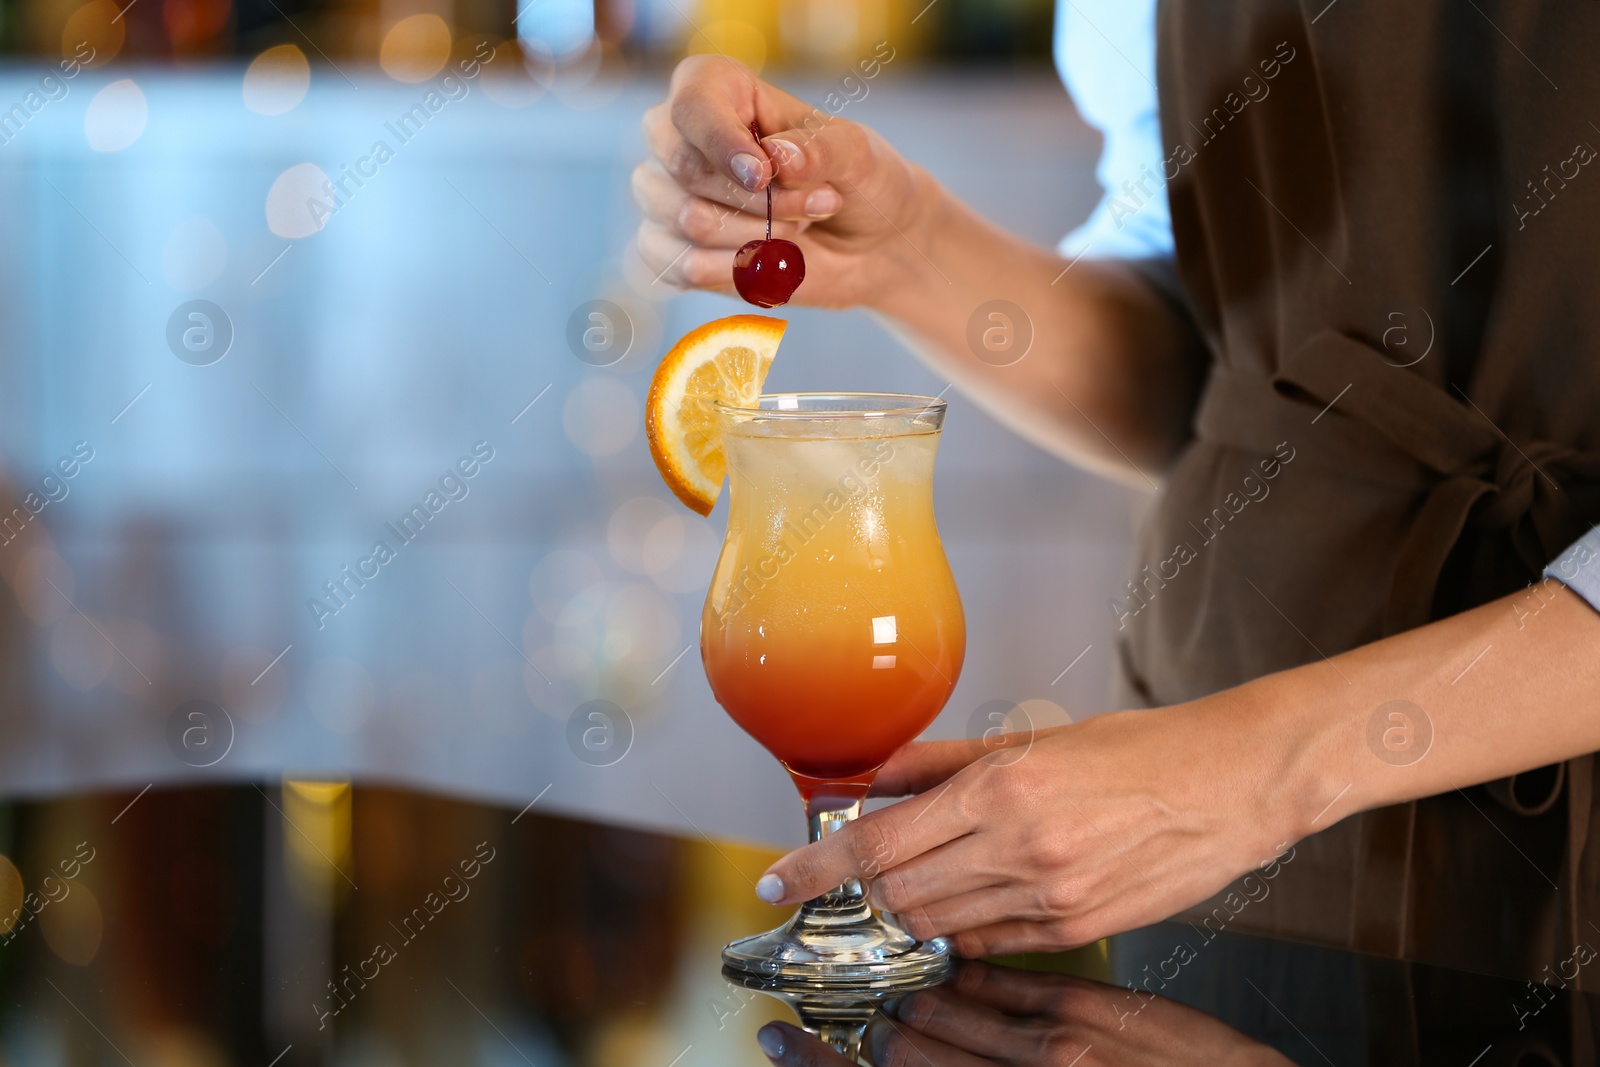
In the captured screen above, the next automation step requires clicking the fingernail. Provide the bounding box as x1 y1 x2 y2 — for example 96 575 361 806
764 137 804 169
730 152 765 191
804 187 843 217
881 995 904 1020
757 1023 785 1058
879 909 902 930
756 872 785 904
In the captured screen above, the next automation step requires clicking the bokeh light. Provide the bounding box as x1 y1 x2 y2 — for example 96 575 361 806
50 612 113 690
640 511 683 573
0 856 22 935
607 496 678 574
478 39 547 109
524 641 591 689
14 547 72 626
379 14 452 83
133 1029 230 1067
552 580 607 632
242 43 310 116
516 0 593 59
60 0 123 67
265 162 333 239
282 779 353 909
686 20 767 74
781 0 886 65
163 0 231 52
647 512 719 594
602 582 680 665
84 79 148 153
38 881 103 966
539 37 612 106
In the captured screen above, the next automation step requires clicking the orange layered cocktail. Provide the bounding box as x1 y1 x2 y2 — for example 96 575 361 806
703 414 964 801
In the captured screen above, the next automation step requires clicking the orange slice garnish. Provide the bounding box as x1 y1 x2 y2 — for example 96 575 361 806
646 314 786 515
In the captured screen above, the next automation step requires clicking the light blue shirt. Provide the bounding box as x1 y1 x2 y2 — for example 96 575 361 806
1545 528 1600 614
1053 0 1171 260
1051 0 1600 614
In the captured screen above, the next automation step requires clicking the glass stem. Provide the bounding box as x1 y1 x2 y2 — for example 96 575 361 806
815 1021 864 1061
805 797 866 912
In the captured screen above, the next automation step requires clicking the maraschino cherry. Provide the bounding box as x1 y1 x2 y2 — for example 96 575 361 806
732 121 806 308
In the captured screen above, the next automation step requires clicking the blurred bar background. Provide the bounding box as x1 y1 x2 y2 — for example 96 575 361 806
0 0 1054 69
0 0 1139 860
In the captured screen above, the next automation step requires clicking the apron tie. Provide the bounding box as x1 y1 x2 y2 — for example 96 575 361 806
1196 328 1600 635
1273 330 1600 633
1193 329 1600 956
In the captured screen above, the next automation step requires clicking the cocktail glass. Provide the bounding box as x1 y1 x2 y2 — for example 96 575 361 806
701 393 965 984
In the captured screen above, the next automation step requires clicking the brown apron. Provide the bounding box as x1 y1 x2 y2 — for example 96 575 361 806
1130 0 1600 993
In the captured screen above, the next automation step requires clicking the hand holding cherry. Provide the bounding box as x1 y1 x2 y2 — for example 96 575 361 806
732 121 806 308
634 59 927 308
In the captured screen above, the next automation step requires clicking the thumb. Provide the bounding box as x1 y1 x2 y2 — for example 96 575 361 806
757 1021 856 1066
870 740 980 798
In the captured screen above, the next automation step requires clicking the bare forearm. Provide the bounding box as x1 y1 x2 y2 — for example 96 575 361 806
868 166 1207 483
1239 583 1600 839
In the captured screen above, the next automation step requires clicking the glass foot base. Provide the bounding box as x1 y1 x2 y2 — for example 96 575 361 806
721 896 951 988
722 902 951 1061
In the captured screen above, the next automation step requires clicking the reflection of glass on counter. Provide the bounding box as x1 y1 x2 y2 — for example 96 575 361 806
0 785 1584 1065
740 959 1300 1065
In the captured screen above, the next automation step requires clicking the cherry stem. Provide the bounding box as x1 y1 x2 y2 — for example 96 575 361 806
749 119 771 241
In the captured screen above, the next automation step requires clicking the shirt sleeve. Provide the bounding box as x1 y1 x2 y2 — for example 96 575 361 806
1544 526 1600 615
1053 0 1173 261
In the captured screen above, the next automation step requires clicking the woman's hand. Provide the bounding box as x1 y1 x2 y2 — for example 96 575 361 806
754 583 1600 957
754 960 1293 1065
634 55 1209 481
866 962 1293 1065
633 55 932 308
754 696 1309 958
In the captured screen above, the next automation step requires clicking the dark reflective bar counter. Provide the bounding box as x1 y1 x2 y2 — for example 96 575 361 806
0 784 1589 1066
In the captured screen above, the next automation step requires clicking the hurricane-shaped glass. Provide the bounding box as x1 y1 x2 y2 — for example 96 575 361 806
701 393 965 984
